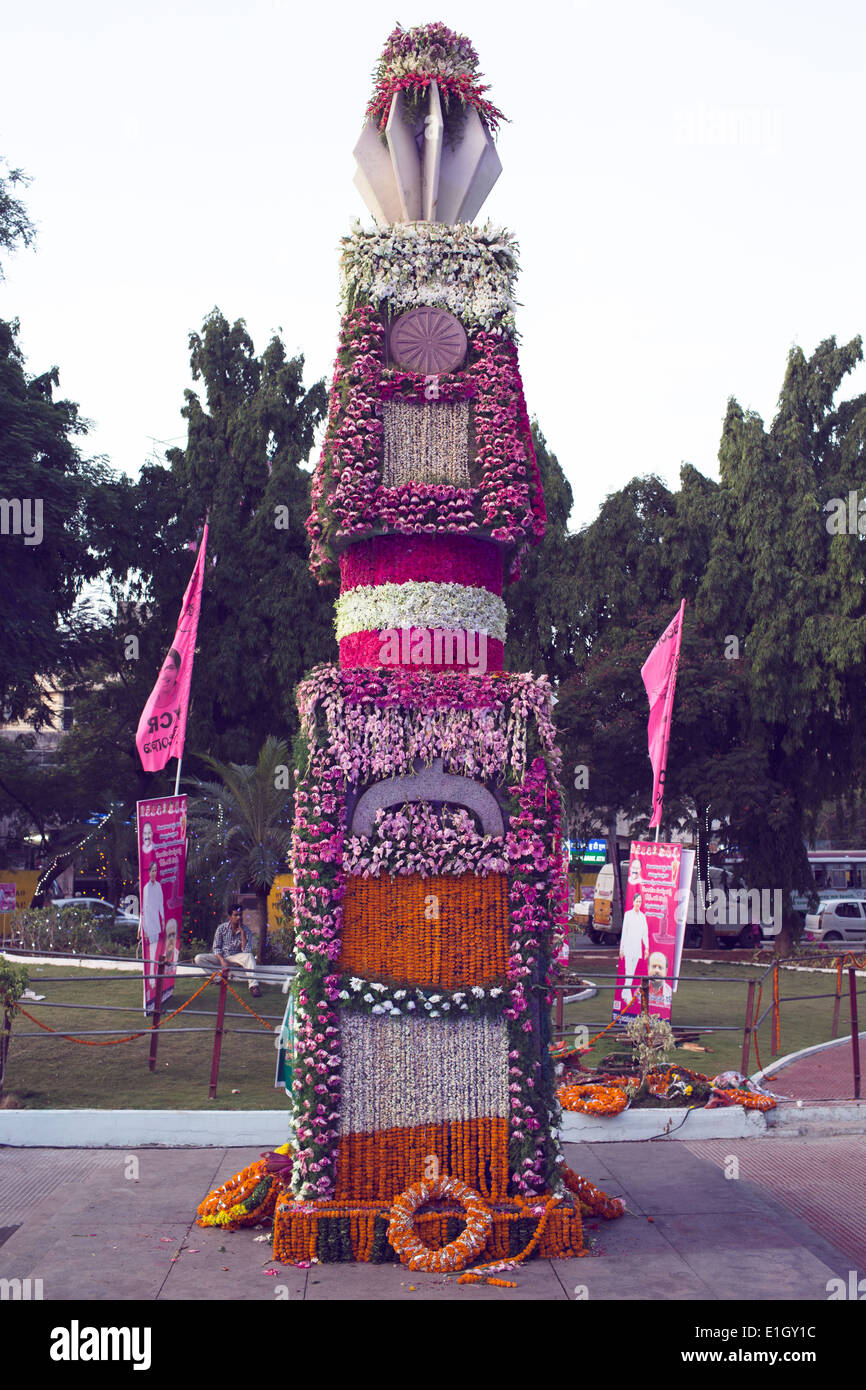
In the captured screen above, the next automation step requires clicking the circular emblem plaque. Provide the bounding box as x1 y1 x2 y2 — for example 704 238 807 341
390 307 467 375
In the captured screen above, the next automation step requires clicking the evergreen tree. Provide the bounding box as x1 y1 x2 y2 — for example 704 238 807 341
504 425 580 682
127 310 334 765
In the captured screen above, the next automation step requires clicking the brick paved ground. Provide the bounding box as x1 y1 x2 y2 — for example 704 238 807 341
761 1034 865 1101
686 1135 866 1272
0 1140 858 1301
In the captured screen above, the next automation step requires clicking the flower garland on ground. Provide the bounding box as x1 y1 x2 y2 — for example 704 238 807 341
387 1174 493 1273
366 22 506 138
196 1152 291 1230
556 1069 778 1115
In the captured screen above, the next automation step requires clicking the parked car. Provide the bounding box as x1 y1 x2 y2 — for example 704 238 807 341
804 898 866 944
50 897 139 931
591 862 759 947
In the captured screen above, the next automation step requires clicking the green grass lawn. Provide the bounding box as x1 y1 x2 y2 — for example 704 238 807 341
3 966 291 1110
3 960 857 1109
563 960 855 1077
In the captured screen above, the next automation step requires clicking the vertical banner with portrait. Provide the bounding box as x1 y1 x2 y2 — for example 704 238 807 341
613 841 694 1021
137 795 188 1016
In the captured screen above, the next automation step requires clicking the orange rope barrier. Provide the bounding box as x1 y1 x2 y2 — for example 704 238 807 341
12 972 223 1046
223 980 282 1032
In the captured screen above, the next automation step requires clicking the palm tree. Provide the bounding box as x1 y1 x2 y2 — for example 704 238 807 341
186 737 293 964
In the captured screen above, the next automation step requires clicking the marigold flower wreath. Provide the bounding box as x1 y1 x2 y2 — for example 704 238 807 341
387 1173 493 1273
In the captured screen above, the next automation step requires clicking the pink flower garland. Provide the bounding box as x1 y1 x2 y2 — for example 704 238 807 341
306 308 545 585
338 630 505 673
339 533 502 595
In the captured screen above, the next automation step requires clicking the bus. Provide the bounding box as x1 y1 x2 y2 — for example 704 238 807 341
791 851 866 913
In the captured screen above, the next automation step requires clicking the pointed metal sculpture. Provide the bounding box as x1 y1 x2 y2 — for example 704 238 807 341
353 82 502 227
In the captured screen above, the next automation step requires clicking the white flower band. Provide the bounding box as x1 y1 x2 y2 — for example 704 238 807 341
334 579 508 643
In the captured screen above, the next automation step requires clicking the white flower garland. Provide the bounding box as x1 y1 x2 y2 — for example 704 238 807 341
382 399 470 488
341 222 520 333
339 1012 510 1133
338 972 505 1018
334 580 508 643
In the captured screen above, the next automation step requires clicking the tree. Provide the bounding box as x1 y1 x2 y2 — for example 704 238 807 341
185 736 294 963
557 336 866 951
0 160 129 725
696 336 866 941
117 310 335 766
0 157 35 278
504 425 581 682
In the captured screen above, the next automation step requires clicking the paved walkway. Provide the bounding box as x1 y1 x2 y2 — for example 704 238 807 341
0 1137 860 1302
761 1034 865 1101
685 1135 866 1272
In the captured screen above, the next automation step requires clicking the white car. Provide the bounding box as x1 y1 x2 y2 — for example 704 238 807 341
49 897 139 930
804 898 866 944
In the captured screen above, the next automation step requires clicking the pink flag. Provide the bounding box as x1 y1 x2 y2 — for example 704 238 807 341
135 525 208 773
641 600 685 829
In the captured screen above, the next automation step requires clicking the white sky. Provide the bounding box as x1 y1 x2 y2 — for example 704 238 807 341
3 0 865 529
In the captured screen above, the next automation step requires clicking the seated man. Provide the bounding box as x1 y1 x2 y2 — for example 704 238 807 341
194 903 261 997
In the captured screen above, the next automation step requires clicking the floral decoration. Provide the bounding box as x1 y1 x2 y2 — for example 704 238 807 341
387 1174 493 1273
340 871 509 989
335 971 506 1018
338 629 505 672
366 22 506 138
344 803 510 878
334 579 508 643
342 223 519 331
306 295 544 586
287 666 567 1203
339 533 502 594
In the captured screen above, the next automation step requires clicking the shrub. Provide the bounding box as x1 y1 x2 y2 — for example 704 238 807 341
10 906 112 955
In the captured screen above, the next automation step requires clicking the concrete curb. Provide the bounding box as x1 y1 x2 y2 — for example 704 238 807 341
562 978 597 1005
1 950 296 986
766 1100 866 1135
0 1109 293 1148
559 1103 769 1142
3 1097 864 1147
0 1104 768 1147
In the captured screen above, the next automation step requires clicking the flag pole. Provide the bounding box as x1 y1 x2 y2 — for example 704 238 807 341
174 758 182 798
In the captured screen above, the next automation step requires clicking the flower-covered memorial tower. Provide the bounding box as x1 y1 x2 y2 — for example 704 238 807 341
197 22 624 1277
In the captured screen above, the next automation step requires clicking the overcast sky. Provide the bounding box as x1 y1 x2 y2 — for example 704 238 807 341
3 0 865 529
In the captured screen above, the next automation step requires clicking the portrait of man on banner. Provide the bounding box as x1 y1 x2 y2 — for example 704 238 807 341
613 840 693 1021
137 796 187 1015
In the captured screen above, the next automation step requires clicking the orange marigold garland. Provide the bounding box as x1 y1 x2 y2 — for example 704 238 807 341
387 1174 493 1273
558 1083 629 1116
196 1160 278 1230
563 1166 627 1220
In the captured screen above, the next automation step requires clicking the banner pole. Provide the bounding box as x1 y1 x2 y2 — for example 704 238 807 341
174 757 182 797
